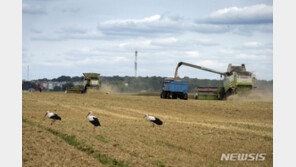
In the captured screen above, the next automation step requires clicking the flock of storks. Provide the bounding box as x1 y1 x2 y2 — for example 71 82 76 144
44 110 163 130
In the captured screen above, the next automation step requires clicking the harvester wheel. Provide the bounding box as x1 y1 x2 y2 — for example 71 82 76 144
219 88 226 100
225 89 233 99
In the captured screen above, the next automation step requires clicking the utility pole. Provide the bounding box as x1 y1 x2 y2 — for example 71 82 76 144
27 65 29 81
135 50 137 77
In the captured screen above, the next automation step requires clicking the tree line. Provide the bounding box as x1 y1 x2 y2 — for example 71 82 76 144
22 75 273 93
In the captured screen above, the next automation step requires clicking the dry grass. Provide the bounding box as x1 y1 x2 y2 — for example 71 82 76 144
22 122 102 167
22 92 273 167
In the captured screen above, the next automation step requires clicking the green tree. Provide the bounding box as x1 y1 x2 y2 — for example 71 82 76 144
53 76 72 82
53 86 62 91
22 81 38 90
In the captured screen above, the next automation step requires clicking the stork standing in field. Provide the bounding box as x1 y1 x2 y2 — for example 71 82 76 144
87 111 101 131
44 111 61 125
144 114 163 127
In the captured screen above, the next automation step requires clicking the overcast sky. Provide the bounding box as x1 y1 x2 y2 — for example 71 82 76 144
22 0 273 80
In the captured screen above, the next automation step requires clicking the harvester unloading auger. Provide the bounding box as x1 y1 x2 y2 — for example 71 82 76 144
174 62 227 80
160 61 256 100
175 62 256 100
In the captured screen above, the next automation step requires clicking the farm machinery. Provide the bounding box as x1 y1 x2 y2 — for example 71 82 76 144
65 73 101 94
161 61 256 100
160 78 188 100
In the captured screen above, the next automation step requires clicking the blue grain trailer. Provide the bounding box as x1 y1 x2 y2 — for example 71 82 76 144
160 79 188 100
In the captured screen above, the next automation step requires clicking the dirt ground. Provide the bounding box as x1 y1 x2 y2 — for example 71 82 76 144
22 91 273 167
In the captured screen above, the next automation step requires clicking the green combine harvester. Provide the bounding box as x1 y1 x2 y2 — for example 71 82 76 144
174 62 256 100
65 73 101 94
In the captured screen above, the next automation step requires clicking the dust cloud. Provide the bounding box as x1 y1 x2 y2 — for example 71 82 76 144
227 90 273 102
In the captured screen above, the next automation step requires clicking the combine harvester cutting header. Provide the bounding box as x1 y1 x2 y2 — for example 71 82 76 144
160 62 256 100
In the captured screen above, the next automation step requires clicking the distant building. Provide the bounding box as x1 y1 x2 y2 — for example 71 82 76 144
73 81 83 86
38 81 69 90
48 82 54 90
41 82 48 89
28 88 36 92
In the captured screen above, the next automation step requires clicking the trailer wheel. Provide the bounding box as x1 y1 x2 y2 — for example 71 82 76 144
172 93 177 99
183 93 188 100
160 91 164 98
180 94 184 99
167 92 171 99
164 92 169 99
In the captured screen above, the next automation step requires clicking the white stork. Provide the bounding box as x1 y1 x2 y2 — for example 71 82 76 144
86 111 101 131
44 111 61 125
144 114 163 127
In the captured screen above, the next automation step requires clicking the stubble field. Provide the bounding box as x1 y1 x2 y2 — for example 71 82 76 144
22 91 273 167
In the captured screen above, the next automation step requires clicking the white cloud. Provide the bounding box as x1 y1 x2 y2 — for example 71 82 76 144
38 54 130 68
118 37 178 49
119 40 152 49
244 41 261 48
97 14 236 36
193 60 227 69
31 29 103 41
236 54 259 60
199 60 227 68
30 9 273 43
192 24 229 33
23 3 46 15
105 15 162 25
61 30 103 39
185 51 199 58
114 56 128 62
56 25 87 34
219 49 234 54
201 4 273 24
71 47 100 55
194 39 218 46
151 37 178 46
97 15 189 36
97 12 273 38
30 28 43 34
